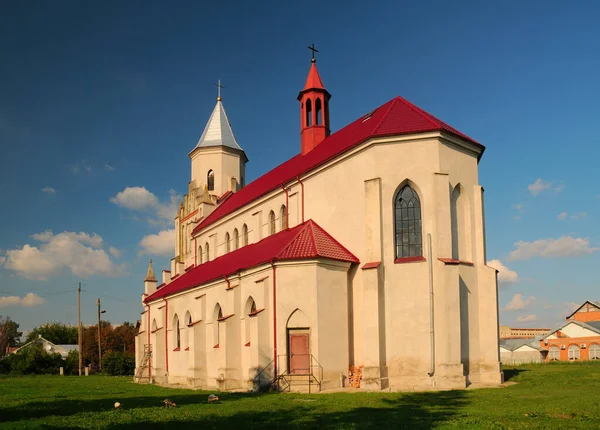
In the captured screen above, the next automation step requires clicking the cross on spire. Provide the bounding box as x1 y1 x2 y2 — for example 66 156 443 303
214 79 225 101
308 43 318 63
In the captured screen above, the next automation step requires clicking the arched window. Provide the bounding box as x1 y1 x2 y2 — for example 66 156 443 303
280 205 287 230
315 98 322 125
233 228 239 250
198 246 203 264
590 344 600 360
151 319 157 331
183 311 192 350
173 314 181 350
244 296 257 345
205 243 210 262
225 232 230 253
207 170 214 191
269 211 276 236
394 184 422 259
548 345 560 361
305 99 312 127
568 344 580 361
214 303 223 347
242 224 248 246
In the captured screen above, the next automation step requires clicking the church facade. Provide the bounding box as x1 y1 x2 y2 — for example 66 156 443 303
135 56 503 391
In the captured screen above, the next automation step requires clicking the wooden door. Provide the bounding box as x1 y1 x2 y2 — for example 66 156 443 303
289 333 310 374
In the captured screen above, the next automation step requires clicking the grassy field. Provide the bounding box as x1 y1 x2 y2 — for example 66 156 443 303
1 363 600 429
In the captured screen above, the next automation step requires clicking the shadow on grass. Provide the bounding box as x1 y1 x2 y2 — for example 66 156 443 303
0 391 257 424
503 367 528 382
21 390 469 430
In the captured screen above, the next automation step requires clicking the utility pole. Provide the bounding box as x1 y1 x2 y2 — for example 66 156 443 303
97 298 102 373
77 283 82 376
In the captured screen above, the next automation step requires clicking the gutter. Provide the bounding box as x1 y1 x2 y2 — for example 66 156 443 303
270 260 278 379
427 233 435 377
163 297 169 375
147 304 151 381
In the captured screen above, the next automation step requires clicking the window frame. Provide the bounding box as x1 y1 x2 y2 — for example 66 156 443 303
393 184 424 261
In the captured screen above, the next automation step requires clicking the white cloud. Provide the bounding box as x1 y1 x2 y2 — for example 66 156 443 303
0 293 45 308
71 161 92 175
507 236 599 261
139 229 174 256
41 187 56 194
109 247 121 258
505 293 535 311
514 203 524 211
557 212 587 221
110 187 159 210
2 231 124 280
528 178 552 196
487 259 519 284
110 187 180 225
517 314 537 323
554 184 565 193
104 164 115 171
0 255 6 265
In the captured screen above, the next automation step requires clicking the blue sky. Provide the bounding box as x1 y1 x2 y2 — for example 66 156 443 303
1 0 599 332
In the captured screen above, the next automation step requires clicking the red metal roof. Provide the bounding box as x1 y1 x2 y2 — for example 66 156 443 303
146 220 358 303
302 62 326 92
193 96 482 235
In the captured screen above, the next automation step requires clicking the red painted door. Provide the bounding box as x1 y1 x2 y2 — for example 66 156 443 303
289 333 310 374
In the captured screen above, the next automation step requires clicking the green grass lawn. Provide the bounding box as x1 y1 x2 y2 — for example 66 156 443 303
1 363 600 429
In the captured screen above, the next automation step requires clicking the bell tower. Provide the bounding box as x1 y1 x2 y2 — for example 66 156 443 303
189 80 248 197
298 44 331 155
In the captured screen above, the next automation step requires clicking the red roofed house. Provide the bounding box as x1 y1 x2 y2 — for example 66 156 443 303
134 52 502 392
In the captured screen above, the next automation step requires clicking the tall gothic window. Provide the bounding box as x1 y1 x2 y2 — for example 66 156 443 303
198 246 203 264
225 232 230 253
280 205 287 230
269 211 276 236
242 224 248 246
233 228 239 250
394 185 422 259
205 243 210 262
207 170 214 191
174 314 181 350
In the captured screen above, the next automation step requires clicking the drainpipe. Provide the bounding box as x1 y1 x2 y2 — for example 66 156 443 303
281 185 289 228
427 233 435 377
270 261 278 379
146 303 151 381
163 297 169 375
296 175 305 223
194 237 197 266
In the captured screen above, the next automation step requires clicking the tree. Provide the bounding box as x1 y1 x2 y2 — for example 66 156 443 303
25 322 78 345
0 316 22 358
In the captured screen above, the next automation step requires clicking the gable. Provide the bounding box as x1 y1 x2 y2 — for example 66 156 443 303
566 301 600 320
549 322 599 339
514 345 539 353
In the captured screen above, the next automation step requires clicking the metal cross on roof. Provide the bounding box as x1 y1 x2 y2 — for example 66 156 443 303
308 43 318 62
214 79 225 101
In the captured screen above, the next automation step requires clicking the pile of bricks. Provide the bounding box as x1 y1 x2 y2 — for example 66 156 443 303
348 365 364 388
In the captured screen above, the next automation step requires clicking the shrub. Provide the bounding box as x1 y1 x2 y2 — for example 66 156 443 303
0 344 63 375
103 351 135 376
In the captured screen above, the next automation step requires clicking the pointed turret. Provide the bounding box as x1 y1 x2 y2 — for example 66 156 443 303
144 259 158 296
298 52 331 155
189 87 248 197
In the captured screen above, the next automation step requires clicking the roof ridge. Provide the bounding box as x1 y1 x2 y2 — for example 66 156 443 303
274 222 310 260
394 96 442 128
308 220 318 257
371 97 401 136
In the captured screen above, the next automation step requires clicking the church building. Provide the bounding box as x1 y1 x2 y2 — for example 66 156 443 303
135 52 503 391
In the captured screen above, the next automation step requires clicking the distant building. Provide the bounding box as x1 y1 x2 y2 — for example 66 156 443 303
566 301 600 323
540 320 600 362
499 325 551 339
500 338 546 364
11 335 78 359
